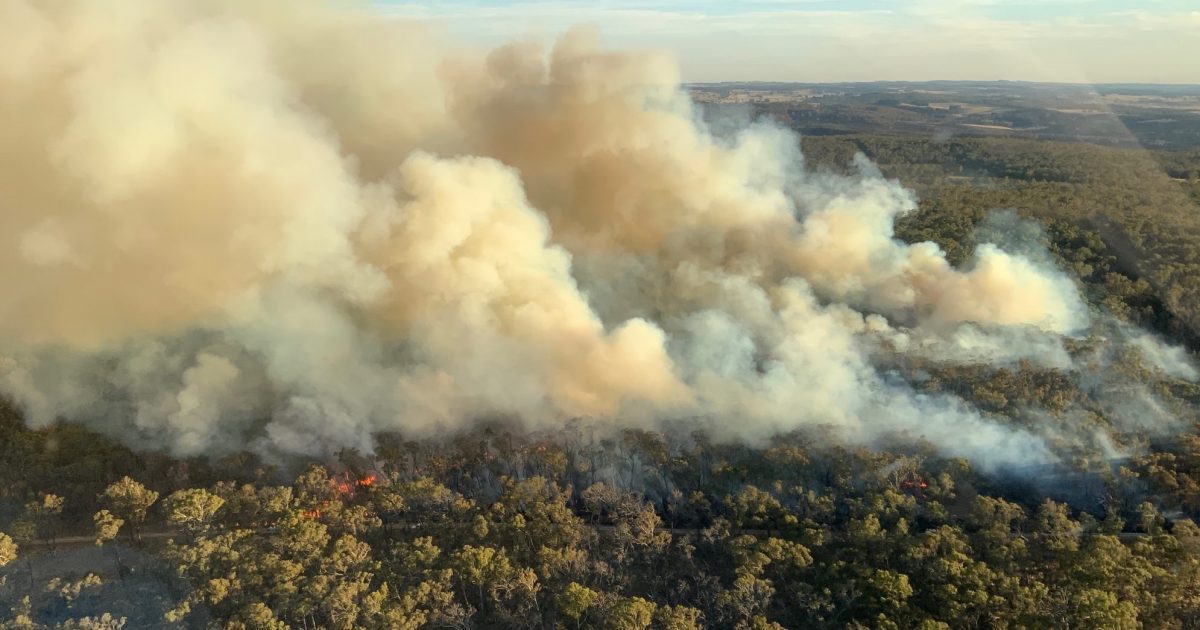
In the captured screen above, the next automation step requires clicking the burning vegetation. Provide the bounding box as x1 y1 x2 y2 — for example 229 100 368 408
1 0 1200 628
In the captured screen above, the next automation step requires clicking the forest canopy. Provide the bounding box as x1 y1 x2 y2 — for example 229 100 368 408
3 1 1200 628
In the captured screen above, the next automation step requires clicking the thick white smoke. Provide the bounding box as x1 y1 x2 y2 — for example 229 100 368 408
0 0 1175 472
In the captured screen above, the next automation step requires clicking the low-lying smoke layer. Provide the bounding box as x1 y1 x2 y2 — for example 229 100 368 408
0 0 1183 471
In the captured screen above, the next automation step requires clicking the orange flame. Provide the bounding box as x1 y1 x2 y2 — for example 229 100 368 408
333 472 379 498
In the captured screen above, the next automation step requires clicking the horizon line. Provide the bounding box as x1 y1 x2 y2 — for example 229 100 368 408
684 80 1200 88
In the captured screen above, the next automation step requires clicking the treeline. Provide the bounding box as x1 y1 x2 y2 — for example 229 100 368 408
5 415 1200 629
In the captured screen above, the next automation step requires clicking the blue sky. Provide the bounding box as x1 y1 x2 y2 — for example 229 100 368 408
376 0 1200 83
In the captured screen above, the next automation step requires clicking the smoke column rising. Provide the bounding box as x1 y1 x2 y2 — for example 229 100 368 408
0 0 1130 470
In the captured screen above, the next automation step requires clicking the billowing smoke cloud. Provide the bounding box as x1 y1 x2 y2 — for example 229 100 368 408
0 0 1181 471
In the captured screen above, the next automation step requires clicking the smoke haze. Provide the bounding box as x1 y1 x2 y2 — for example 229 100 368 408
0 0 1189 471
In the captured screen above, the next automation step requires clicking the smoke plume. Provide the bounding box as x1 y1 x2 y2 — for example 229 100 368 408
0 0 1185 471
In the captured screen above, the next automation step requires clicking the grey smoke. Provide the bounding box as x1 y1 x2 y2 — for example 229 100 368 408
0 0 1191 474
